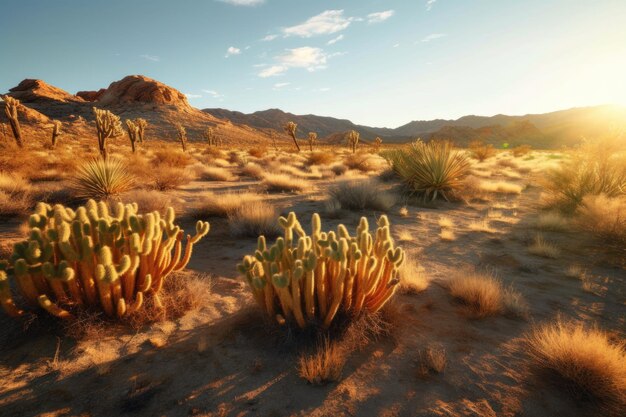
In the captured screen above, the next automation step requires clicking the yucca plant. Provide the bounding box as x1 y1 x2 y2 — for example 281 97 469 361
383 140 470 201
469 140 496 161
72 158 135 200
0 200 210 319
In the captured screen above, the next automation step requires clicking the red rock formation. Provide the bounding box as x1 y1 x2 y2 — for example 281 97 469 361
97 75 190 108
76 88 106 102
8 79 83 103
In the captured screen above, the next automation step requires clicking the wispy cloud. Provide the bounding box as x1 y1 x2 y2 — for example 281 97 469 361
202 89 223 98
367 10 394 23
393 43 400 48
273 82 290 89
261 34 278 41
258 46 334 77
217 0 264 6
421 33 446 42
225 46 241 57
319 87 331 92
139 54 160 62
426 0 438 11
184 93 202 99
283 10 353 37
327 34 344 45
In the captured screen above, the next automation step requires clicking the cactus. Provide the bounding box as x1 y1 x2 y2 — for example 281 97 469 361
203 126 217 146
307 132 317 152
176 124 187 152
0 200 210 320
135 118 147 143
237 212 404 329
283 121 300 152
93 107 123 158
50 120 62 149
346 130 359 154
374 137 383 152
3 96 23 148
125 119 139 153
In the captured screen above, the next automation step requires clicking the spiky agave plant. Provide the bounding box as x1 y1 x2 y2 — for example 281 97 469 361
72 158 135 200
237 212 404 329
0 200 210 319
383 140 470 201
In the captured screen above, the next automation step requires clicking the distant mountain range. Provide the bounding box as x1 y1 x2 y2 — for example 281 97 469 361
2 75 623 148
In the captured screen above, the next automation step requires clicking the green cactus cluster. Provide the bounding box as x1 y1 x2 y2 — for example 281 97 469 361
237 212 404 329
0 200 209 319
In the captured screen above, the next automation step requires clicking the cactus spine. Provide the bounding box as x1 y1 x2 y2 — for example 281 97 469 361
237 212 404 329
50 120 62 149
3 96 23 148
307 132 317 152
135 118 147 143
346 130 359 154
283 121 300 152
93 107 123 158
125 119 139 153
0 201 210 320
176 124 187 152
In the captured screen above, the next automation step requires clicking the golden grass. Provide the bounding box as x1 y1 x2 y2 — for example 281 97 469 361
439 229 456 241
528 235 560 258
120 189 176 214
240 162 265 179
152 149 193 168
577 194 626 243
535 211 570 231
398 257 428 295
262 173 308 193
228 201 281 237
399 206 409 217
526 320 626 410
308 151 335 166
479 180 524 194
343 152 381 173
194 191 261 218
438 216 454 228
564 264 586 280
397 229 413 242
328 179 396 211
149 166 194 191
0 172 34 218
197 166 236 182
468 219 496 233
298 339 346 385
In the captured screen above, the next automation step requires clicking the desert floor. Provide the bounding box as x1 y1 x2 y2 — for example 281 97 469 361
0 147 624 417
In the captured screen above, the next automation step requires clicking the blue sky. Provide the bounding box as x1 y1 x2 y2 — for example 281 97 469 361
1 0 625 127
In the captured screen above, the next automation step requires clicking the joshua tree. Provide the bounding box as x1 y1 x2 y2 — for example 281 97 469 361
50 120 62 149
203 126 216 146
93 107 123 158
176 124 187 152
374 136 383 152
125 119 139 153
3 96 23 147
307 132 317 152
135 118 147 143
283 121 300 152
346 130 360 153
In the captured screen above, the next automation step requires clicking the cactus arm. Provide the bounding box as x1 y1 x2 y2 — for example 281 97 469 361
0 272 23 317
38 295 73 319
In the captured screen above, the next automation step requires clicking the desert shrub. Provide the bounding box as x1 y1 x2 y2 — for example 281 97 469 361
262 173 308 193
298 339 346 385
328 179 396 212
194 191 261 218
71 158 135 200
535 211 569 231
383 140 470 201
197 166 235 182
228 201 281 238
0 172 34 217
576 194 626 243
152 149 193 168
240 162 265 179
0 200 209 319
398 257 428 294
248 147 268 158
237 213 405 329
543 138 626 213
469 140 497 161
479 180 523 194
512 145 532 157
528 235 560 258
526 320 626 411
202 147 225 159
120 189 176 214
308 151 335 166
330 163 348 176
150 166 194 191
343 152 380 172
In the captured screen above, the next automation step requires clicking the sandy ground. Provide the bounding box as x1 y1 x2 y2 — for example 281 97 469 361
0 150 624 417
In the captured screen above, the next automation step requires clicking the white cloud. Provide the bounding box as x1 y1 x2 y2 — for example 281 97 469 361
261 34 278 41
283 10 352 37
327 34 344 45
367 10 394 23
184 93 202 99
217 0 264 6
258 46 334 77
273 82 290 89
421 33 446 42
426 0 438 11
225 46 241 57
202 89 224 99
393 43 400 48
319 87 331 92
139 54 160 62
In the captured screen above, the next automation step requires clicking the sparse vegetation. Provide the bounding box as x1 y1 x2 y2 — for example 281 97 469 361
528 235 560 258
93 107 123 158
328 179 396 211
71 157 135 200
262 173 308 193
228 201 280 237
576 194 626 243
469 140 496 161
298 339 346 385
194 191 261 218
346 130 359 153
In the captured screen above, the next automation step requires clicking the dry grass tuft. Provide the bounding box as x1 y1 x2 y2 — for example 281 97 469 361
468 219 496 233
120 189 177 214
526 320 626 410
535 211 570 232
308 151 335 166
528 235 560 258
576 194 626 243
240 162 265 179
197 166 236 182
150 166 194 191
262 173 308 193
479 180 523 194
343 152 380 173
152 149 194 168
298 338 346 385
438 216 454 228
439 229 456 241
0 172 35 217
328 179 396 211
248 147 268 158
398 257 428 294
194 191 261 218
228 201 281 237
